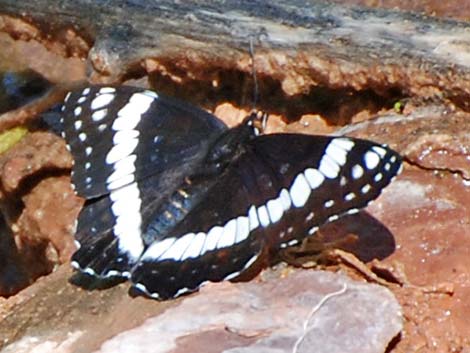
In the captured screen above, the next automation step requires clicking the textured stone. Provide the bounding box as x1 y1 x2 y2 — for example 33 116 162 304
1 270 402 353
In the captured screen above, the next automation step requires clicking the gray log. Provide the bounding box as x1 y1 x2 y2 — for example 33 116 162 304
1 1 470 104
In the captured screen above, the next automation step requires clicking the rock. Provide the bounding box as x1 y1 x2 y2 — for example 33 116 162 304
0 131 81 295
1 270 402 353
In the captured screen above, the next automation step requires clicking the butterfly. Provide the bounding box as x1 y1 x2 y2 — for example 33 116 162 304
56 85 402 299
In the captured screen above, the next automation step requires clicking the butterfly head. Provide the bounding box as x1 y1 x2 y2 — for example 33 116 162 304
244 110 268 136
195 112 265 177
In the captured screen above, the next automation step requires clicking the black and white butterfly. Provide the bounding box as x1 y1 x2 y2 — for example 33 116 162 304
56 85 402 299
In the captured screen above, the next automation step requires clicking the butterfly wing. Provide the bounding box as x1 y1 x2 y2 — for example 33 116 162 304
60 86 227 198
71 157 205 278
130 133 402 299
130 148 273 299
245 134 402 247
64 86 228 277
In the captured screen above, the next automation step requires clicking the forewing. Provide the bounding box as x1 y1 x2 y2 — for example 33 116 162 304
60 85 227 198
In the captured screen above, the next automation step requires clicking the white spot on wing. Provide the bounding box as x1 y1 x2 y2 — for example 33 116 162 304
372 145 387 158
112 112 141 131
112 93 154 131
110 182 140 216
78 132 87 142
364 150 380 170
308 226 319 235
202 226 223 253
318 138 355 179
328 214 339 222
105 138 139 164
257 205 270 227
235 216 250 243
74 106 82 116
133 282 160 299
319 154 340 179
304 168 324 189
361 184 371 194
141 238 176 260
143 90 159 98
159 233 195 260
248 205 259 231
83 267 97 276
324 200 334 208
325 138 350 166
91 93 115 110
85 146 92 156
347 208 359 215
92 109 108 122
332 138 355 151
109 182 144 260
352 164 364 179
290 173 311 207
71 260 80 269
217 219 237 249
278 189 292 211
242 253 259 271
107 154 137 183
224 271 241 281
345 192 355 201
266 198 283 223
99 87 116 94
107 173 135 190
74 120 82 130
113 129 140 145
181 232 206 260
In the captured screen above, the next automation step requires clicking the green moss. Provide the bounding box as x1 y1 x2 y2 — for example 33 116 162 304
0 126 27 154
393 101 404 113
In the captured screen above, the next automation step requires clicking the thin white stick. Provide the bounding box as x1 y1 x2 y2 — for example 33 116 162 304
292 283 348 353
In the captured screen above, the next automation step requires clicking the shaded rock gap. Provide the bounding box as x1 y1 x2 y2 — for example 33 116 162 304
148 67 406 125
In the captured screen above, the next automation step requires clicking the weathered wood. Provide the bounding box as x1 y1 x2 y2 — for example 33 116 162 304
1 0 470 107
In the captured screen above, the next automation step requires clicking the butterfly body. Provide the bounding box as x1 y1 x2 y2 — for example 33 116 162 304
56 85 402 299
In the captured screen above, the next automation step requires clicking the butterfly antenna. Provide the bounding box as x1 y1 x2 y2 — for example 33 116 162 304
249 36 259 113
247 36 269 135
